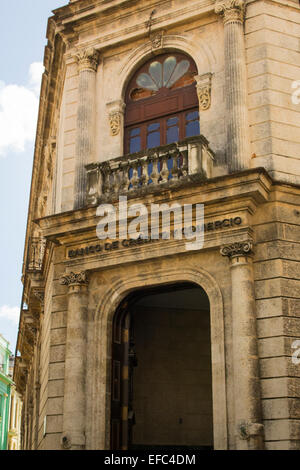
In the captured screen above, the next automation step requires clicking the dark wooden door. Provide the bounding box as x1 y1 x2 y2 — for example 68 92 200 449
111 304 137 450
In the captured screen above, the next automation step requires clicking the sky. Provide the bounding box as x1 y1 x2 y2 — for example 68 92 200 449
0 0 67 354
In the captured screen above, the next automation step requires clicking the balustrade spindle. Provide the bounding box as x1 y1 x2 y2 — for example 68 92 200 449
140 156 149 186
120 161 130 192
150 154 160 184
181 152 188 177
171 152 180 180
111 165 120 194
159 153 169 183
130 160 139 190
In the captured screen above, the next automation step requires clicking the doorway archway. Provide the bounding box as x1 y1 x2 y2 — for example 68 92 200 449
91 266 227 450
111 283 213 450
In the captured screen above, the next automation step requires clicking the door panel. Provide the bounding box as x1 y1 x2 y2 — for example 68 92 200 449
111 305 131 450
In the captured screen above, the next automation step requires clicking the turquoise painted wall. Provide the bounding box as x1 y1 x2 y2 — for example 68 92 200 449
0 335 13 450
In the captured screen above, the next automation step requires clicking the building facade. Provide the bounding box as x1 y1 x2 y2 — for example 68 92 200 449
0 335 13 450
14 0 300 450
7 357 22 451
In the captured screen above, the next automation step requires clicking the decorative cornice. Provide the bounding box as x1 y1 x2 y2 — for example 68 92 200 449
215 0 246 24
60 271 89 286
75 47 99 72
220 240 253 258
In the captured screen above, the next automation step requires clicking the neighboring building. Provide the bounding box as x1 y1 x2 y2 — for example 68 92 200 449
14 0 300 450
0 335 13 450
7 357 22 451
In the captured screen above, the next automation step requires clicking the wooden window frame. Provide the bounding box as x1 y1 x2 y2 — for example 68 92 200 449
124 52 199 154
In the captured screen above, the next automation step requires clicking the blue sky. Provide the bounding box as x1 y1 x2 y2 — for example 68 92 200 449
0 1 66 353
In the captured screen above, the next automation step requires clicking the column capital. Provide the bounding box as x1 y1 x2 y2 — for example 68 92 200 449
60 271 89 287
75 47 99 72
215 0 246 24
220 239 253 258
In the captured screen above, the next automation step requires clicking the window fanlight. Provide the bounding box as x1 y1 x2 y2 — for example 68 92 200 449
136 56 190 91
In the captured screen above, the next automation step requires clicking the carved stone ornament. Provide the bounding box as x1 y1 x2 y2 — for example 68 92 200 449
109 111 121 136
215 0 246 24
220 240 253 258
195 73 213 111
150 31 164 50
107 100 126 137
75 47 99 72
32 289 45 305
60 271 89 286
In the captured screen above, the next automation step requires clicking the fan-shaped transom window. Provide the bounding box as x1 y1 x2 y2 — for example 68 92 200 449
125 52 200 154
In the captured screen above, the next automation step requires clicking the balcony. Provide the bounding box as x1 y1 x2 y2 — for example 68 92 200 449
85 135 214 205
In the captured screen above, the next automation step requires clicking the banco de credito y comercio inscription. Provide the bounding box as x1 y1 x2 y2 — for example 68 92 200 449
68 216 242 259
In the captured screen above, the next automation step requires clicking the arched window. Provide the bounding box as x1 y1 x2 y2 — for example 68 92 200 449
125 52 199 154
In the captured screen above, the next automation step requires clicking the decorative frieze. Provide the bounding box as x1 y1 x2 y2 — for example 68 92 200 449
60 271 89 287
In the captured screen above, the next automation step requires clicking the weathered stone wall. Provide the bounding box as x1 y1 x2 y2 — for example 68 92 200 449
37 258 67 449
247 1 300 184
253 186 300 449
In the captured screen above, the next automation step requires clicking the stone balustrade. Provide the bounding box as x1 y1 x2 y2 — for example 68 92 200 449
85 135 214 205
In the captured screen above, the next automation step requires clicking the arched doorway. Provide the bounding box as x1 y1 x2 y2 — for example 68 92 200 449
110 283 213 450
124 52 200 154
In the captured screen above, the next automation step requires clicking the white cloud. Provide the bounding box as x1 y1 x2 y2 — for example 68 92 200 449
0 62 44 157
29 62 44 95
0 305 20 325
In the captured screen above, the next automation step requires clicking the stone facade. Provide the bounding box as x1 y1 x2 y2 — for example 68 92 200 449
14 0 300 450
